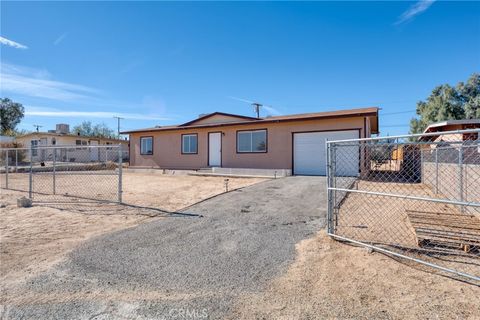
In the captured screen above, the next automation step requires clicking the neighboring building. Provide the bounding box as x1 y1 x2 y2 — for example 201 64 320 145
419 119 480 144
123 107 379 175
419 119 480 164
0 136 15 144
15 124 129 162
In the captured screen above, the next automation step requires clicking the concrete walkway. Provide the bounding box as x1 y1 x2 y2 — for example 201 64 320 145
7 176 327 319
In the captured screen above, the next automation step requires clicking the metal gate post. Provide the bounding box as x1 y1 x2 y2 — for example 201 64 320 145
435 147 438 194
118 145 123 203
458 145 463 212
332 144 337 227
5 150 9 189
15 149 18 173
29 145 33 199
326 141 333 233
53 148 56 195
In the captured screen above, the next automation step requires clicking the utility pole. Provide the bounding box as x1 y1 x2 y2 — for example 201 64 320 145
252 103 262 118
33 124 43 132
113 116 124 138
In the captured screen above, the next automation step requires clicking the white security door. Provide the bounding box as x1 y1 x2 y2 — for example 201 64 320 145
293 130 359 176
208 132 221 167
90 140 99 162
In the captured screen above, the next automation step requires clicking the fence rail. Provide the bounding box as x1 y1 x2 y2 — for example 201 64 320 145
0 145 125 203
327 128 480 283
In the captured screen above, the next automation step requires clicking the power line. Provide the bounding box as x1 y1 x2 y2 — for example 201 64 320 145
381 124 410 127
380 109 417 116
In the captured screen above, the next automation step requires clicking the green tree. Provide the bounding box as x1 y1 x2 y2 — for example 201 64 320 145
458 73 480 119
0 98 25 135
72 121 116 138
409 73 480 134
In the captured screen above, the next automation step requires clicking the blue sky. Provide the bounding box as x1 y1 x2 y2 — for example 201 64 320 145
1 1 479 136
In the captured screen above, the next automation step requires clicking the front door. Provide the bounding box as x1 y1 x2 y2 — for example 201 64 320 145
208 132 221 167
90 140 99 162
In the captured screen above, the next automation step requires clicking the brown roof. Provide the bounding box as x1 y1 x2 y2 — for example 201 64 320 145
180 111 260 126
419 119 480 141
121 107 379 134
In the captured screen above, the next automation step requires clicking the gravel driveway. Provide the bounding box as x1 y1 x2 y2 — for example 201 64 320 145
4 176 327 319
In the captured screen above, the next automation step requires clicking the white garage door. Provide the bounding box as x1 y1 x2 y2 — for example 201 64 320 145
293 130 359 176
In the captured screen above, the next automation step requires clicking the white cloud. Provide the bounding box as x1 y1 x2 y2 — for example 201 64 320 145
25 106 171 121
395 0 436 25
228 96 283 116
262 105 282 116
1 62 99 101
2 62 171 122
0 36 28 49
53 32 68 46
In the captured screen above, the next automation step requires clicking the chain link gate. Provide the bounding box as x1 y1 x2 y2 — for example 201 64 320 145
327 129 480 283
1 145 125 204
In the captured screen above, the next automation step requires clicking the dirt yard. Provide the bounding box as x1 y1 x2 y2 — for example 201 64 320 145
0 173 266 285
2 174 479 319
229 230 480 320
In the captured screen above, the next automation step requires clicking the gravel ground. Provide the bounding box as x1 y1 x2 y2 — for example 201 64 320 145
3 176 326 319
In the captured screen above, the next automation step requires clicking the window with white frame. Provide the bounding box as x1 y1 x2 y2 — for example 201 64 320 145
182 134 198 154
140 137 153 155
31 140 39 156
237 129 267 153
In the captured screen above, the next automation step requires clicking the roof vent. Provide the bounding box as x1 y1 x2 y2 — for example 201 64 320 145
198 113 208 118
155 125 162 128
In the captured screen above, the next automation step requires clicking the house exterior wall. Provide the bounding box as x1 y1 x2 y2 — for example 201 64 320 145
129 116 367 170
423 162 480 217
14 134 129 162
15 134 128 148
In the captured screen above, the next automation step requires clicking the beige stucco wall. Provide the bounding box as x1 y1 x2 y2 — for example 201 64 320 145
14 134 128 162
423 162 480 216
129 116 367 170
15 134 128 148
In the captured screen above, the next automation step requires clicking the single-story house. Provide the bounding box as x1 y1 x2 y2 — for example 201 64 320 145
123 107 379 176
15 124 129 162
419 119 480 144
419 119 480 164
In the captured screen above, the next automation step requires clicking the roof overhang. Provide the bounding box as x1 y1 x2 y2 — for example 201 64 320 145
419 119 480 141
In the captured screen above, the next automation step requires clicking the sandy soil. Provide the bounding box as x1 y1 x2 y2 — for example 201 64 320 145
121 173 266 211
335 180 480 280
2 174 479 319
0 173 266 285
229 230 480 320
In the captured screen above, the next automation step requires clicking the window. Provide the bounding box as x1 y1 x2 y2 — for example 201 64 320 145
76 140 87 146
140 137 153 155
182 134 198 154
52 138 56 145
237 130 267 153
31 140 39 156
75 139 88 150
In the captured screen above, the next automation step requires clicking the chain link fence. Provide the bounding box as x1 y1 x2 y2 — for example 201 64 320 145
0 145 127 204
327 129 480 284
